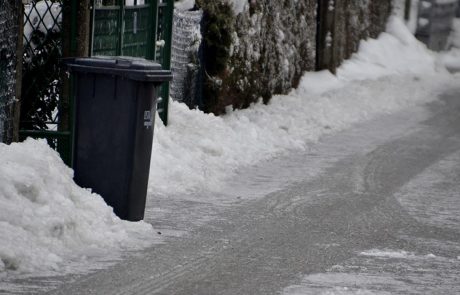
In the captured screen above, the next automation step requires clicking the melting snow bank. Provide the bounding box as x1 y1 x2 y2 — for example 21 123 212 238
0 139 156 275
149 17 460 196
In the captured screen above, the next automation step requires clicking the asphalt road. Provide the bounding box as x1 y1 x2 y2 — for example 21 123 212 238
32 89 460 294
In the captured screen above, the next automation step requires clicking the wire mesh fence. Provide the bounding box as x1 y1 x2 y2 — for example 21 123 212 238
21 0 63 131
170 9 203 109
18 0 75 165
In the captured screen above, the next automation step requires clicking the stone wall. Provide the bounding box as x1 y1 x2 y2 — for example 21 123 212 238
198 0 392 115
199 0 317 114
0 0 20 143
322 0 392 72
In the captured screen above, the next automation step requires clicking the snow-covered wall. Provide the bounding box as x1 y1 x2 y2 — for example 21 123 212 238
199 0 317 114
193 0 392 114
0 0 20 144
329 0 392 71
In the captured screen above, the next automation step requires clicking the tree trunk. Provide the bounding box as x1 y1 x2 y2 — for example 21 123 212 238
60 0 90 132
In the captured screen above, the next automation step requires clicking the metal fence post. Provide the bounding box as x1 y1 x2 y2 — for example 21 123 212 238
157 0 173 126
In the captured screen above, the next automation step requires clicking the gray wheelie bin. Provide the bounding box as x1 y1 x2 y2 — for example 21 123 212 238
66 57 172 221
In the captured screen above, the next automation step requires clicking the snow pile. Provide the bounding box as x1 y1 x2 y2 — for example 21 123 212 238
0 139 155 274
1 13 458 279
148 16 457 196
337 17 439 81
393 0 420 33
439 18 460 71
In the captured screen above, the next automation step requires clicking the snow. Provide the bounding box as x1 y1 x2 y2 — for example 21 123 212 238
359 249 437 259
174 0 195 11
2 9 460 285
393 0 420 33
0 139 156 274
283 273 397 295
148 16 457 196
174 0 248 14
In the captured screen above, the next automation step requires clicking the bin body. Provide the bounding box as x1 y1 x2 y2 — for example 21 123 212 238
67 57 172 221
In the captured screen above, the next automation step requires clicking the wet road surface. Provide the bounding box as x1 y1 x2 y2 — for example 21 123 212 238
5 89 460 294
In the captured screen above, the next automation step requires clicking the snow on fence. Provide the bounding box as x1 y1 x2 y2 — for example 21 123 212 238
170 9 203 109
0 1 20 143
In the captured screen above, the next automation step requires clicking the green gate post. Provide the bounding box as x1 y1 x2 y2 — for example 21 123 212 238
156 0 173 126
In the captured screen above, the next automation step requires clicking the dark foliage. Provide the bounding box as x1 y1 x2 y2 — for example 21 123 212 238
21 29 62 130
196 0 234 76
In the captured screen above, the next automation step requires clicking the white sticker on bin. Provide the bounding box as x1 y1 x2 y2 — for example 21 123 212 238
144 110 153 129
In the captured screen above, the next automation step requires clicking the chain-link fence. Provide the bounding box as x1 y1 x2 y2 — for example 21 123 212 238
21 0 63 131
170 9 203 109
0 0 20 144
19 0 75 165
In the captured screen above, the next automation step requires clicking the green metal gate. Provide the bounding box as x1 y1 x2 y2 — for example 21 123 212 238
18 0 173 167
91 0 173 125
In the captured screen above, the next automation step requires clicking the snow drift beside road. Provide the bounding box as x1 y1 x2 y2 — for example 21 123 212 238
1 15 459 280
148 17 457 196
0 140 155 274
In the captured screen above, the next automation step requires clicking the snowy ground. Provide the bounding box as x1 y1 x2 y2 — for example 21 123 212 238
283 146 460 295
1 14 460 294
147 16 458 197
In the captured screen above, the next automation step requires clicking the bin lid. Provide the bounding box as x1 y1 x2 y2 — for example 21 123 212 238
65 56 173 82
